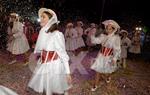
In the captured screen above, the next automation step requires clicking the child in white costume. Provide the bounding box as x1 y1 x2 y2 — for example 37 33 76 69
28 8 72 95
7 13 29 55
84 23 97 47
90 20 121 91
129 31 141 60
75 21 85 48
65 23 78 55
7 13 30 64
120 30 131 68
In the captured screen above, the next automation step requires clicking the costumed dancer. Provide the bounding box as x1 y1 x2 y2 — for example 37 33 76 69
65 22 78 56
84 23 97 51
90 20 121 91
28 8 72 95
129 31 141 60
7 13 30 64
120 30 131 68
75 21 85 54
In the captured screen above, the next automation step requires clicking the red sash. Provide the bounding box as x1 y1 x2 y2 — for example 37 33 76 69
41 50 58 63
101 47 113 56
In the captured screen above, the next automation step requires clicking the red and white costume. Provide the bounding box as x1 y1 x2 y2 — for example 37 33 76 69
65 23 78 51
75 21 85 48
90 20 121 73
28 8 71 95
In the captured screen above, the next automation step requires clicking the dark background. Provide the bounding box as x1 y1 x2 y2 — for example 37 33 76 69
41 0 149 27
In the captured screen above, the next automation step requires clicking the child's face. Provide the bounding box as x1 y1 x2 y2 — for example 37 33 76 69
77 22 82 27
9 15 16 22
106 24 114 34
123 32 127 37
68 25 73 29
40 13 49 27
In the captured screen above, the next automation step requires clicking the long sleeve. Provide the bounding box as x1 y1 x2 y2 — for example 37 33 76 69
13 31 23 38
91 34 104 44
75 27 83 37
125 38 131 48
79 28 84 37
7 27 12 35
72 29 78 38
127 38 132 47
64 30 69 38
112 36 121 62
54 32 70 74
13 22 24 38
84 28 90 35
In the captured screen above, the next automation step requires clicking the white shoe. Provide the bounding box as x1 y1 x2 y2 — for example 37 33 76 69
8 60 17 64
91 86 98 92
106 80 110 83
106 77 111 83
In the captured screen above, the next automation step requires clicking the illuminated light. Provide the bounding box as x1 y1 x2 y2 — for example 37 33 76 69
135 27 139 30
139 27 142 31
135 27 142 31
37 18 40 22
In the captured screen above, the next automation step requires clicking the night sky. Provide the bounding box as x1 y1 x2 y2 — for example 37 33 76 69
42 0 149 27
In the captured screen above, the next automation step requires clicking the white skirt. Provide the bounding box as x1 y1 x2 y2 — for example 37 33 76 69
0 85 18 95
91 54 117 74
65 38 78 51
76 37 85 48
121 46 128 58
28 59 71 95
7 34 30 55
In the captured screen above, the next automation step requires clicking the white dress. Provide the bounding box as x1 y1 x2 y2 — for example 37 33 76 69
28 30 71 95
75 27 85 48
90 34 121 73
129 35 141 54
7 22 30 55
0 85 18 95
65 28 78 51
85 27 97 46
121 37 131 58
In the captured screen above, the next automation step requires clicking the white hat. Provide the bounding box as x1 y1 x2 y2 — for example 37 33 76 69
67 23 73 27
10 13 19 21
102 20 120 31
120 30 128 35
38 8 59 24
90 23 96 28
77 21 83 26
10 13 19 17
